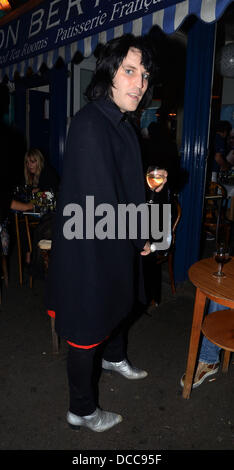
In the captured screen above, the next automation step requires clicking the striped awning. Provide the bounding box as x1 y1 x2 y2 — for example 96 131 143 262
0 0 232 81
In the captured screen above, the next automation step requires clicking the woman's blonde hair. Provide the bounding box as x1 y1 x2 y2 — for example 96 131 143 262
24 148 44 187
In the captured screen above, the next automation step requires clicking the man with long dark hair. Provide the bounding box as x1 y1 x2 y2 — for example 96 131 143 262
47 34 167 432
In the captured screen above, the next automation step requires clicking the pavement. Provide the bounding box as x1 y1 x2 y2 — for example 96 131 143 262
0 237 233 461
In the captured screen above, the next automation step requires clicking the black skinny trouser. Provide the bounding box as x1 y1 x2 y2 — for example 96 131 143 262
67 327 126 416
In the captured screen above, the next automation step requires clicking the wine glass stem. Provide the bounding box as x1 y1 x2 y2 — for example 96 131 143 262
148 191 154 204
218 263 222 275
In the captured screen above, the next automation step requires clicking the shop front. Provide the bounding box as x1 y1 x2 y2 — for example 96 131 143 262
0 0 233 282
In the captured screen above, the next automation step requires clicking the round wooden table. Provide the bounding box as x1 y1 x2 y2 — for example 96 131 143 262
182 256 234 399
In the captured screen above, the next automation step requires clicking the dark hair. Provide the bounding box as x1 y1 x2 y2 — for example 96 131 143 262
216 120 232 134
85 34 157 112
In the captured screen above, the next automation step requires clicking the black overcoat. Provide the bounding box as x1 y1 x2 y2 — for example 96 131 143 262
47 97 147 345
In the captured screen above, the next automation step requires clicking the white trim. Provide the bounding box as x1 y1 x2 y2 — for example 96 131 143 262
174 1 189 31
152 9 164 30
84 36 92 57
201 0 217 23
132 18 143 36
114 24 124 38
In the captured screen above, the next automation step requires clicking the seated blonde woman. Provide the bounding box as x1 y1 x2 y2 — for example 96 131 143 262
14 148 59 265
24 148 44 193
24 148 59 194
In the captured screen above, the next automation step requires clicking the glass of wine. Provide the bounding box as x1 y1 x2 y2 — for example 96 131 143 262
146 166 166 204
213 243 231 278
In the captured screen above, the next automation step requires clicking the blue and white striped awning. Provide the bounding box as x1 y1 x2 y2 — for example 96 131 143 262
0 0 233 81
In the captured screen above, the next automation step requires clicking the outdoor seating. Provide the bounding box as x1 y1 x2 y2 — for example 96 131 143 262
201 309 234 373
203 182 231 243
182 257 234 399
145 195 182 307
14 211 40 287
155 195 182 295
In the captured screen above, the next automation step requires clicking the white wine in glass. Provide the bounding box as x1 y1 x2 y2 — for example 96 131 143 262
146 166 166 203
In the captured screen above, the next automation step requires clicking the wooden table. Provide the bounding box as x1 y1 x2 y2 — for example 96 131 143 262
182 256 234 399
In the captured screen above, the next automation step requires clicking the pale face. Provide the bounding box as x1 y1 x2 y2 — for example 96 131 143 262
26 157 38 175
111 47 149 113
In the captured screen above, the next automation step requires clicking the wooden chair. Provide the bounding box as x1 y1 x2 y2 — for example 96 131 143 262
203 182 231 243
146 195 182 306
14 212 39 287
155 195 182 294
201 309 234 373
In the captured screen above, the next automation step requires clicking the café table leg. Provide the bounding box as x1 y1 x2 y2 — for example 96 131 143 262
222 350 231 373
182 288 207 399
24 215 33 288
15 213 23 286
24 215 32 252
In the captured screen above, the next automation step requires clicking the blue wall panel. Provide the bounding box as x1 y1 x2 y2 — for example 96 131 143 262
174 20 216 283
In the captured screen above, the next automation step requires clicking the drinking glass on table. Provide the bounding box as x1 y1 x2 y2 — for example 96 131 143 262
213 242 231 278
146 166 166 203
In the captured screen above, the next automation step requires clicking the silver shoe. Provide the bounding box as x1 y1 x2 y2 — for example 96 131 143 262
102 358 148 380
67 408 123 432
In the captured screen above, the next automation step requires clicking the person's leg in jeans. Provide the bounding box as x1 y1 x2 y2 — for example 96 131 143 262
181 300 230 388
199 300 229 364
